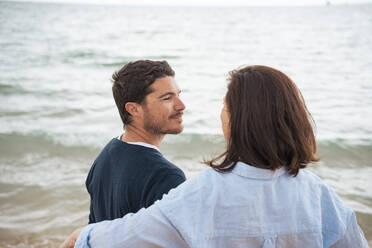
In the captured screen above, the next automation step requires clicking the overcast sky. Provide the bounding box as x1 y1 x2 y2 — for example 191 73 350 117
8 0 372 6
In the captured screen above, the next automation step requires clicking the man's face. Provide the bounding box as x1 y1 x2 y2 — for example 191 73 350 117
141 76 185 135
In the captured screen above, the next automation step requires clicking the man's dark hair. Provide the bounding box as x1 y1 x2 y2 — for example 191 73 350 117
112 60 175 126
205 65 319 177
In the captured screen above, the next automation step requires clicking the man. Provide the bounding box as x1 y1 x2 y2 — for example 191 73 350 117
86 60 186 224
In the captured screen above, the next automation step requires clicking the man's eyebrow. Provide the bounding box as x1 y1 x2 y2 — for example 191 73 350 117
158 90 182 98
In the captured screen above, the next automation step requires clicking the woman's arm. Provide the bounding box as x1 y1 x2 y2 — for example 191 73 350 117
60 204 189 248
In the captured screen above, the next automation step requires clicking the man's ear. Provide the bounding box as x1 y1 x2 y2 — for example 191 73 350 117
125 102 141 117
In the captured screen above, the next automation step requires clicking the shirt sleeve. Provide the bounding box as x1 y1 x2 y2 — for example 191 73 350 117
330 212 369 248
74 203 189 248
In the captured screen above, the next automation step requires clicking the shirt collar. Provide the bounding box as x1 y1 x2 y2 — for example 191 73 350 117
117 135 160 152
231 161 287 179
127 141 160 152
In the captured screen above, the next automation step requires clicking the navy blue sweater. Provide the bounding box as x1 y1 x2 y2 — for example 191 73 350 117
86 138 186 223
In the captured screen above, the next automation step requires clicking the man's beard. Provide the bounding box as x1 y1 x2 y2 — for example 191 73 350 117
143 112 183 135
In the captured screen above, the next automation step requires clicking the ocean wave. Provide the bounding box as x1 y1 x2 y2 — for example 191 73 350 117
0 83 79 99
317 141 372 168
0 132 100 159
2 131 370 167
99 61 131 68
0 83 29 96
98 55 181 68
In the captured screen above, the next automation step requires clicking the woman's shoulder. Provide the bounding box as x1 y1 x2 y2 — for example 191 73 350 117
296 168 326 188
298 168 353 218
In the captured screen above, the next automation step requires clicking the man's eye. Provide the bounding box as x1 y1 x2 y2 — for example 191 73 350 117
163 97 171 100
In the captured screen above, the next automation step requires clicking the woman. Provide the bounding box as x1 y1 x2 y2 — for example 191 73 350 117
61 65 368 248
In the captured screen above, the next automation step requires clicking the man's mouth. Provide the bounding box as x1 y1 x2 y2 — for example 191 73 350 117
170 112 183 120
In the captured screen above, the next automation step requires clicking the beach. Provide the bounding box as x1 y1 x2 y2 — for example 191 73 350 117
0 1 372 246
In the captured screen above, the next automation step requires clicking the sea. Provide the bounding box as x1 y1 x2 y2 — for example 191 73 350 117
0 1 371 247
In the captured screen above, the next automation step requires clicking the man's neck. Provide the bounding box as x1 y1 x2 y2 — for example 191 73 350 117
121 125 164 148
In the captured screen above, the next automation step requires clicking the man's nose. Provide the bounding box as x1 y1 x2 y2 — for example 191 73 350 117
175 96 186 111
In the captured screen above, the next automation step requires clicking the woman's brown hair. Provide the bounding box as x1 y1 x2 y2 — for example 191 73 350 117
205 65 319 176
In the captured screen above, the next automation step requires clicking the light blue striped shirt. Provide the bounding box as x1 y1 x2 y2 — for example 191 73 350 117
75 162 368 248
